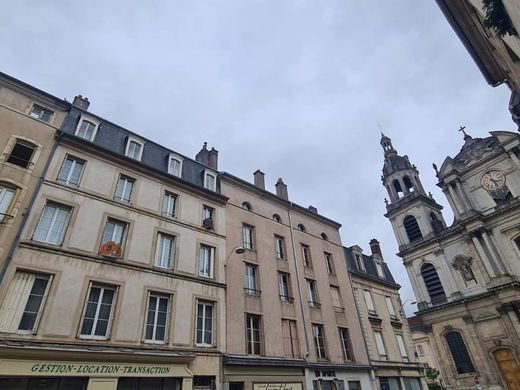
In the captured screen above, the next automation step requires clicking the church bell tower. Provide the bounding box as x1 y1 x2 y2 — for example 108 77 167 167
380 134 446 250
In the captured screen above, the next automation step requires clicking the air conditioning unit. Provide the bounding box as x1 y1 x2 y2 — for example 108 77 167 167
99 241 122 258
202 218 214 230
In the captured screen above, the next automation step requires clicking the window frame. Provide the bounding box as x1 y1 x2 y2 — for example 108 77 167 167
324 252 335 274
195 300 215 347
396 333 409 362
339 327 354 361
33 202 72 246
312 323 327 360
114 174 135 203
244 263 260 296
79 282 117 340
330 285 343 312
0 183 18 223
281 319 300 358
99 217 128 257
307 279 320 308
125 137 144 161
445 331 475 374
16 272 53 334
198 244 215 279
57 154 86 187
385 296 397 318
144 292 170 343
74 116 100 142
245 313 262 355
29 104 54 123
204 171 216 191
168 154 183 177
363 290 376 314
274 235 285 260
162 191 177 218
242 224 255 250
302 244 312 267
373 331 387 360
278 272 293 303
6 139 37 169
155 232 175 269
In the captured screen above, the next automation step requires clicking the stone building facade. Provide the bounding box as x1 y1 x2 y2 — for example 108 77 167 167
0 88 228 390
345 240 426 390
0 72 69 274
381 131 520 389
220 171 372 390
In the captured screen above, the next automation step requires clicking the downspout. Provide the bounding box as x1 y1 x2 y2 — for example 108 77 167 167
0 131 62 284
287 203 311 359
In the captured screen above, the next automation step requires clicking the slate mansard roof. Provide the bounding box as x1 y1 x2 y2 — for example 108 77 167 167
344 246 399 288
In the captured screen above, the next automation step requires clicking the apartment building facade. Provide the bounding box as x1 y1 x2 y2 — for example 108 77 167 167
0 72 70 274
345 241 426 390
220 171 372 390
0 97 228 390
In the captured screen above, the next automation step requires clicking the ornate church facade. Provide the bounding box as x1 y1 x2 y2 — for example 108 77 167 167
381 131 520 389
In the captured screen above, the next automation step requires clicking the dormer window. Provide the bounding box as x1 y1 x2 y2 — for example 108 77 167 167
375 261 385 278
168 154 183 177
125 137 144 161
75 116 99 142
204 171 216 191
355 254 365 271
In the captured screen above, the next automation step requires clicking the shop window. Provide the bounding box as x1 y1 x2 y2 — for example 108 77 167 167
348 381 361 390
194 376 216 389
118 378 181 390
0 378 89 390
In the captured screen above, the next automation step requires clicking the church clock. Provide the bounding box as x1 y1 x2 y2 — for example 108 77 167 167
480 170 506 191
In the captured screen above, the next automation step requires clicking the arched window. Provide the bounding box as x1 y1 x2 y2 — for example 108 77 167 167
297 223 306 232
403 176 414 192
513 236 520 252
393 179 403 197
403 215 423 243
421 263 446 303
321 232 328 241
445 331 475 374
272 214 281 223
242 202 252 211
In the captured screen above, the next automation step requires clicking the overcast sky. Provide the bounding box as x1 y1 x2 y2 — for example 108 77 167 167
1 1 516 315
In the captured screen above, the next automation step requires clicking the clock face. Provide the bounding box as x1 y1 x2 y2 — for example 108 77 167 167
480 170 506 191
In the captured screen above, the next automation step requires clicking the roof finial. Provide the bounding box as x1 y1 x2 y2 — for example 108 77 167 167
458 125 471 140
377 122 384 137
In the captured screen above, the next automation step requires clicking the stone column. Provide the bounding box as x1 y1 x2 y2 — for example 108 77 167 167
442 188 461 219
508 149 520 170
406 263 427 304
447 184 465 216
454 179 473 211
481 230 507 275
471 234 496 278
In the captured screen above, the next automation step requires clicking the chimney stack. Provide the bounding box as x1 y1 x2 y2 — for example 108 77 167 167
254 170 265 190
275 178 288 200
196 142 219 170
73 95 90 110
369 238 383 259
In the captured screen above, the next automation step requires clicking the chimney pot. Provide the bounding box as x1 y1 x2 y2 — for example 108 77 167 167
369 238 383 259
254 170 265 190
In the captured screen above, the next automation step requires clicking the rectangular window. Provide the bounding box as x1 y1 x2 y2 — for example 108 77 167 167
396 334 409 362
0 184 16 223
417 344 424 356
274 235 285 259
57 155 85 186
30 104 53 122
385 296 397 318
168 156 182 177
125 139 143 161
101 218 127 246
242 224 254 250
348 381 361 390
363 290 376 313
324 252 335 274
75 119 97 141
279 272 293 302
145 293 170 343
246 314 262 355
7 140 35 168
199 244 214 278
162 192 177 218
302 244 312 267
0 272 52 334
114 175 134 203
80 284 117 339
312 324 327 359
375 261 385 278
330 286 343 311
355 254 365 271
196 301 214 347
33 202 71 245
244 263 259 295
204 172 216 191
374 331 387 360
202 205 215 230
155 233 175 269
307 279 320 308
339 327 354 361
281 319 300 358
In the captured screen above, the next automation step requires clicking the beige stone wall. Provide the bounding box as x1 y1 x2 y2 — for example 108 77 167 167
0 78 67 271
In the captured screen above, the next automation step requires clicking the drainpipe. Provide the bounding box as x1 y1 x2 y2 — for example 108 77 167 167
0 132 62 284
287 203 311 358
